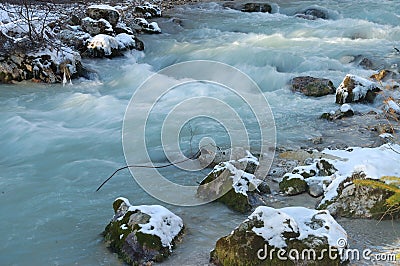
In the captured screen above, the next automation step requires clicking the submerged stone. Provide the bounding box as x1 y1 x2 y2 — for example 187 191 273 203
291 76 336 97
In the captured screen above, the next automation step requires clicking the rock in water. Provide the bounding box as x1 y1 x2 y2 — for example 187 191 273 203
197 161 264 213
335 74 381 104
241 3 272 13
295 8 329 20
223 2 272 13
291 76 336 97
197 150 269 213
210 206 347 265
103 197 184 265
320 104 354 121
86 4 120 27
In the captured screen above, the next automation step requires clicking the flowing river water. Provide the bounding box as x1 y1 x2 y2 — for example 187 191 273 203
1 0 400 265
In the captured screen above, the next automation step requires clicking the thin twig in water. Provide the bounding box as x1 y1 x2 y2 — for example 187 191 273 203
96 149 202 192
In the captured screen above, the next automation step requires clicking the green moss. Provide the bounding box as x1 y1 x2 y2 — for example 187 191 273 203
136 231 163 250
219 189 251 213
113 198 125 213
279 177 308 195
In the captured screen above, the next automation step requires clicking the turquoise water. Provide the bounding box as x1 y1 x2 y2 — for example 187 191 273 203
1 1 400 265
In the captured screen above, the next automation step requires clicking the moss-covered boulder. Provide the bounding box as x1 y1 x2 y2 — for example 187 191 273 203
291 76 335 97
279 175 308 195
318 173 400 219
210 206 347 266
197 161 265 213
103 197 184 265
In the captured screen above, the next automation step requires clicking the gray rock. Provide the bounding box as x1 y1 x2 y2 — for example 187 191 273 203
223 2 272 13
308 182 324 197
291 76 336 97
295 8 328 20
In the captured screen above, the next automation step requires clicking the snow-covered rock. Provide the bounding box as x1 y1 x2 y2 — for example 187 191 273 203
197 151 267 213
134 18 161 34
320 104 354 121
279 159 335 196
135 2 162 18
279 144 400 219
81 17 114 36
210 206 347 265
103 197 184 265
291 76 336 97
86 4 120 27
315 144 400 218
85 33 143 58
335 74 381 104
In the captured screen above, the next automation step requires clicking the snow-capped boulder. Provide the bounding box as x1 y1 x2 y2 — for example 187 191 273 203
81 17 114 36
135 2 162 18
103 197 184 265
134 18 161 34
210 206 347 265
335 74 381 104
291 76 336 97
197 152 267 213
320 104 354 120
86 4 120 27
85 33 144 58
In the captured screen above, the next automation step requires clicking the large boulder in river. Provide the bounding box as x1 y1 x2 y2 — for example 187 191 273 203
335 74 381 104
210 206 347 265
223 2 272 13
86 4 120 27
103 197 184 265
291 76 336 97
295 8 329 20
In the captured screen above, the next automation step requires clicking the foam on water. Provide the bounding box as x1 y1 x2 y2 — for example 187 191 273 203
1 1 399 265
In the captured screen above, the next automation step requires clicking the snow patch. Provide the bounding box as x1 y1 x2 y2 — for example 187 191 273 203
115 197 183 249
